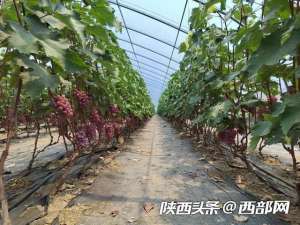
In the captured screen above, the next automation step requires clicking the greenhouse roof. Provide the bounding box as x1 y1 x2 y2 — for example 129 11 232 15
109 0 263 105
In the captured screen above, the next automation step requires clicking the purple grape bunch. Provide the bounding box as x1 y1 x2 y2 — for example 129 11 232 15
104 122 114 141
84 122 97 142
53 95 74 118
109 104 119 114
217 128 237 145
74 130 89 149
90 109 103 125
113 122 122 136
74 89 90 106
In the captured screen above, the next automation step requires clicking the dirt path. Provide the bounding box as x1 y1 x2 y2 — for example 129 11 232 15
59 116 288 225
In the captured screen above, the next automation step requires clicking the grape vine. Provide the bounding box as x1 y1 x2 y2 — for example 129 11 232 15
0 0 154 224
158 0 300 205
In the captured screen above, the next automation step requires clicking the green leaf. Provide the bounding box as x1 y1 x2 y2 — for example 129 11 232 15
207 5 217 13
17 56 59 97
283 93 300 107
8 21 39 54
34 11 66 30
36 2 86 47
252 121 272 137
54 14 86 48
179 41 189 53
235 22 262 54
64 49 88 73
90 0 115 26
264 0 290 21
188 95 201 107
70 16 86 48
9 16 70 67
280 106 300 135
221 0 226 10
244 28 300 76
225 71 240 81
249 136 261 151
205 0 226 10
272 102 285 117
86 25 110 43
189 7 207 30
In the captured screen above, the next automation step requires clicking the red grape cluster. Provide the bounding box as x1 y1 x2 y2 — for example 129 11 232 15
104 123 114 141
90 109 103 125
74 130 89 149
218 128 237 145
84 122 97 142
53 95 74 118
74 89 90 106
113 122 122 137
267 96 277 104
109 104 119 114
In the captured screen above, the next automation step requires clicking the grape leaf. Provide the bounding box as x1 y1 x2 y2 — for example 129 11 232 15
252 121 272 137
283 93 300 107
244 28 300 76
9 16 70 68
17 56 59 97
8 21 39 54
64 49 88 73
280 106 300 135
272 102 285 117
90 0 115 26
249 136 260 151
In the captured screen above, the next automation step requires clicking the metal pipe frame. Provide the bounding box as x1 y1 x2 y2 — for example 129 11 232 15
142 75 164 85
138 66 167 79
140 71 165 82
115 0 143 77
118 37 180 64
161 0 188 89
129 57 173 75
107 0 247 97
109 0 188 34
144 82 163 91
122 25 178 50
141 73 165 83
192 0 243 26
125 49 178 72
131 64 167 82
139 71 167 83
